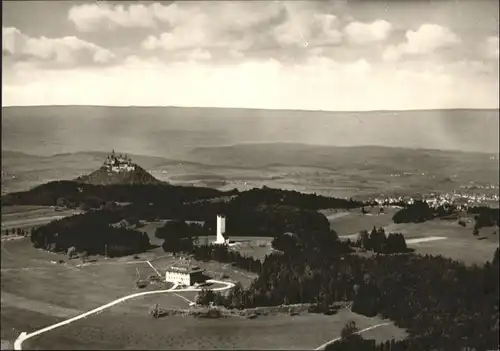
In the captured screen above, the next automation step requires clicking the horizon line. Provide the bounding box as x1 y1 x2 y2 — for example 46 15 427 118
3 143 498 158
2 104 499 114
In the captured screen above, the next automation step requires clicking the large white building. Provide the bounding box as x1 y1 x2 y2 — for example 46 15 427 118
165 263 205 286
215 215 227 244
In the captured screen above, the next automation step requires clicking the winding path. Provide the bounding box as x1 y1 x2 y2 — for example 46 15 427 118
13 279 234 350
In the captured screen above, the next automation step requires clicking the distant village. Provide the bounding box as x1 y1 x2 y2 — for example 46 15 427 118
371 191 499 210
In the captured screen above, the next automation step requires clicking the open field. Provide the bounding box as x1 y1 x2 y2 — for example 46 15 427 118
384 221 499 265
1 306 62 343
328 210 499 264
0 238 245 347
1 236 406 350
23 307 406 350
1 205 81 232
1 241 164 312
321 207 399 235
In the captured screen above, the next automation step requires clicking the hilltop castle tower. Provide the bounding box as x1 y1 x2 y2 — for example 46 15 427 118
215 215 226 244
103 150 135 173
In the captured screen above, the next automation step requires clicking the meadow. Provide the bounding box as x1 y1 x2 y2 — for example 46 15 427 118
1 234 408 350
23 305 406 350
1 205 81 232
326 209 499 265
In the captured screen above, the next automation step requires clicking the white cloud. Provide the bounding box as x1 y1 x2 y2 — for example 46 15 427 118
68 2 276 32
383 24 460 61
272 9 343 47
187 49 212 62
3 54 497 111
71 2 343 52
484 36 499 59
68 3 159 31
2 26 115 65
229 49 244 59
141 28 207 52
344 20 392 45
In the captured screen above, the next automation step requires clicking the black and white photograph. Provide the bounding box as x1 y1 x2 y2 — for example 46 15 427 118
1 0 499 350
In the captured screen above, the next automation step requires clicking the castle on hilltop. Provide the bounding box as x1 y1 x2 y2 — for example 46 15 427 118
103 150 136 173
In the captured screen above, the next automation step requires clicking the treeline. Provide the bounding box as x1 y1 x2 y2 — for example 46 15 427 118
206 245 499 350
192 244 263 274
325 322 408 351
392 200 456 224
353 228 410 254
156 220 207 254
152 204 336 240
2 181 365 218
30 209 151 257
228 186 364 210
1 180 225 208
469 206 500 229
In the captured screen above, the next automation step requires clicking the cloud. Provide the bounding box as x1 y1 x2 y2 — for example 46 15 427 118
383 24 460 61
2 26 115 66
68 3 161 31
343 20 392 45
484 36 499 59
272 4 343 47
4 52 497 111
186 49 212 62
141 28 207 52
72 2 343 53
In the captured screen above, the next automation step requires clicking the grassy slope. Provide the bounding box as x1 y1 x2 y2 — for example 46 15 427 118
326 210 499 265
1 236 406 350
24 308 407 350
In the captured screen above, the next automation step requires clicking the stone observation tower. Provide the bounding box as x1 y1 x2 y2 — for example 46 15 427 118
215 215 226 244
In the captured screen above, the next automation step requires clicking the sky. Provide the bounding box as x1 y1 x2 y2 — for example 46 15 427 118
2 0 499 111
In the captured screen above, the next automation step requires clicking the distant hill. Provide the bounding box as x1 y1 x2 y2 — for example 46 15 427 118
2 106 498 157
185 143 499 173
75 151 162 186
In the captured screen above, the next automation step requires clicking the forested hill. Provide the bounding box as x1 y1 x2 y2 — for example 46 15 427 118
0 181 225 208
1 181 364 212
75 151 162 186
75 164 160 185
1 150 365 211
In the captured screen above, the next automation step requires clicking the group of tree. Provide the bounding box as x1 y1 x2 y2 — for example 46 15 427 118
354 228 410 254
30 209 151 257
326 321 408 351
228 187 364 211
156 220 207 254
205 236 499 350
194 281 248 310
192 244 263 274
469 206 500 229
1 181 368 213
154 203 339 243
1 180 226 209
195 287 217 306
392 200 436 224
23 182 368 258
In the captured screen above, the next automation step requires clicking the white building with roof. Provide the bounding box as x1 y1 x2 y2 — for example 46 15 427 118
165 262 205 286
